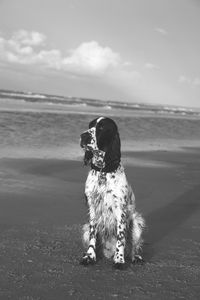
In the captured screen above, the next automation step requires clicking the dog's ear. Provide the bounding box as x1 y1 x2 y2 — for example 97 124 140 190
104 131 121 168
83 150 93 166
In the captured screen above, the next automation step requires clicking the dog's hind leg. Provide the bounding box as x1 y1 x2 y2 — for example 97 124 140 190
131 212 145 263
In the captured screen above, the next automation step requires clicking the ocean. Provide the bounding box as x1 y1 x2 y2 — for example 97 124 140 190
1 89 200 160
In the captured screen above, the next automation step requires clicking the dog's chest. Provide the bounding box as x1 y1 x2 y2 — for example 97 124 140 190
85 168 127 216
85 172 113 207
85 172 118 232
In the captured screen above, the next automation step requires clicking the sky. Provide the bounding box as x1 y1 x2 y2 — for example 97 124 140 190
0 0 200 107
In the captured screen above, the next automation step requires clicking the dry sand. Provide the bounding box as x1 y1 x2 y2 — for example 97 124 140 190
0 148 200 299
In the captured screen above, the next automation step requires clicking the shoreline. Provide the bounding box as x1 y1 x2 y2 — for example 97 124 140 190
1 98 200 119
1 140 200 162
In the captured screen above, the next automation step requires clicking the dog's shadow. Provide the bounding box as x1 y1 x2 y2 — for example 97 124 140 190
143 184 200 261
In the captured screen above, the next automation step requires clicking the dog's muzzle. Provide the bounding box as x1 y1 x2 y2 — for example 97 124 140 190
80 131 91 149
80 127 98 151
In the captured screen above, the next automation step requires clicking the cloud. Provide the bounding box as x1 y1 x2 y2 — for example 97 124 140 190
0 30 123 76
155 27 168 35
12 30 46 46
178 75 200 87
36 49 62 68
178 75 191 84
62 41 121 74
144 63 160 70
193 77 200 86
0 30 46 65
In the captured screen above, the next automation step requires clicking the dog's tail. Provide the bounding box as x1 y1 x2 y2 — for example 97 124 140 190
131 211 145 252
103 237 117 258
82 223 90 248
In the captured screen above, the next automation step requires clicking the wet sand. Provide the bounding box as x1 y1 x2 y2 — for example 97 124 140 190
0 149 200 299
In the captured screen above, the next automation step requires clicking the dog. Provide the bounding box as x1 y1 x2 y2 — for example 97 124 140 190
80 117 145 268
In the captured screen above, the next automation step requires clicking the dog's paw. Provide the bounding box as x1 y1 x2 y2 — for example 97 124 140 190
80 254 96 266
113 252 125 264
132 254 144 264
113 262 127 270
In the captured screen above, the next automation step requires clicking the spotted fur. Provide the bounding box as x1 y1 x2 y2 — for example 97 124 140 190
80 117 145 268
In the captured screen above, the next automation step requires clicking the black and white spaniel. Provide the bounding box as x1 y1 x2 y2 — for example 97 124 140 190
80 117 145 268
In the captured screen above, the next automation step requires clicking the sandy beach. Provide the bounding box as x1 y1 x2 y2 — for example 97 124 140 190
0 147 200 299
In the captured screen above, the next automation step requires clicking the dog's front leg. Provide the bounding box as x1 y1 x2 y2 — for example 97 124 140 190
81 207 97 265
114 212 126 268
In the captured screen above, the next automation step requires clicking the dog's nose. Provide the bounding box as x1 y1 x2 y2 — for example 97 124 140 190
80 132 90 148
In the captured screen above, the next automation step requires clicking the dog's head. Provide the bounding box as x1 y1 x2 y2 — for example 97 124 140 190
80 117 121 171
